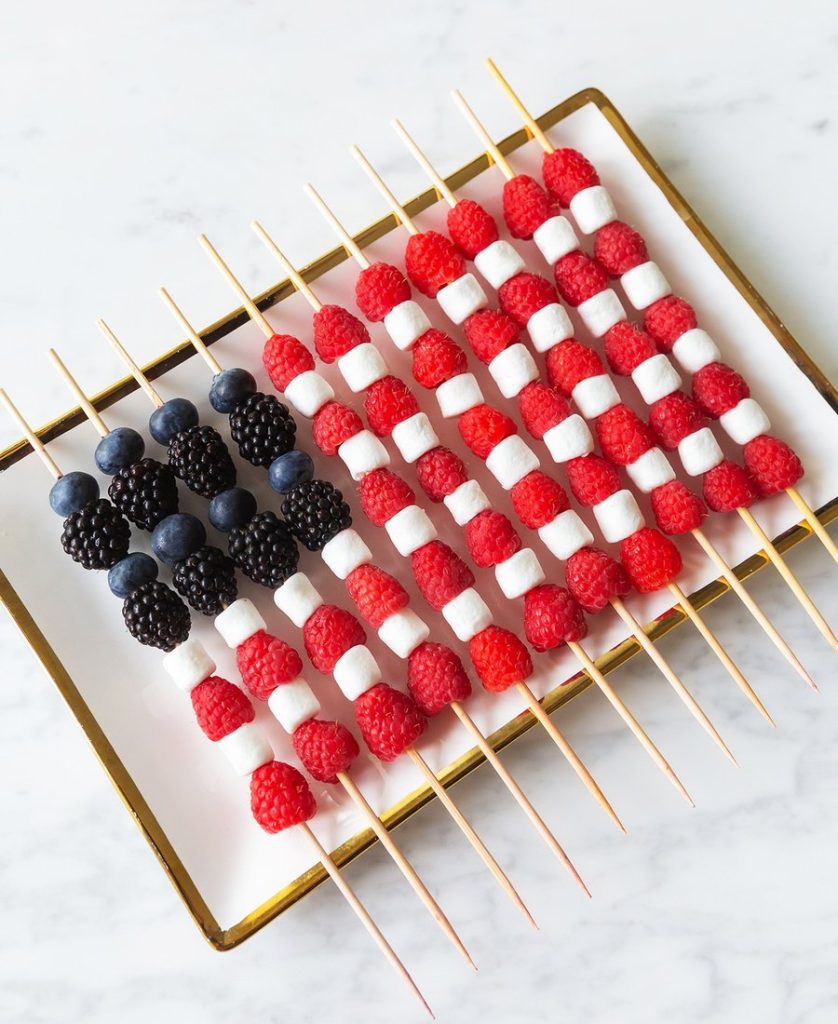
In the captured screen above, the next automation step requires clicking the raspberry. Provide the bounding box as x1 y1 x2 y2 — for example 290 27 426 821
595 404 656 466
703 460 758 512
542 148 600 206
411 328 468 388
619 528 682 593
312 401 363 456
251 761 317 833
355 262 411 321
462 309 521 363
346 564 409 628
458 403 517 459
407 642 472 716
693 362 749 417
566 455 621 506
648 392 707 449
497 272 556 326
502 174 554 239
447 198 499 259
354 683 426 762
603 322 658 375
468 625 533 692
566 547 631 613
411 540 474 608
554 251 608 306
518 381 570 438
303 605 366 673
364 375 419 436
743 435 803 495
415 446 468 501
293 719 360 784
312 304 370 363
465 510 522 567
237 630 304 700
405 231 466 297
263 333 315 391
594 221 648 275
191 677 254 740
358 468 414 526
650 480 706 534
644 296 697 349
524 585 587 652
511 471 570 528
545 338 604 395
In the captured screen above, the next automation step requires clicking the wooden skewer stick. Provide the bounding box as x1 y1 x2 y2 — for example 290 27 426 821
47 349 110 440
0 388 63 479
483 58 555 155
450 90 515 181
96 319 164 409
785 486 838 564
158 288 223 374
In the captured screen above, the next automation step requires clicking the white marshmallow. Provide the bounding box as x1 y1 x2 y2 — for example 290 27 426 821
631 353 682 404
436 373 483 418
320 528 372 580
338 429 390 480
621 261 671 310
571 374 620 418
215 599 266 648
488 344 538 398
162 638 216 693
274 572 323 628
284 370 334 418
384 300 431 351
542 414 595 463
217 723 273 776
268 677 321 734
443 479 490 525
678 427 724 475
577 289 626 338
333 645 382 701
337 343 388 393
474 239 526 288
485 435 540 490
625 447 676 493
385 505 437 556
569 185 617 233
494 548 545 600
533 215 579 264
378 608 429 658
593 490 645 543
719 398 771 445
435 273 487 324
390 412 439 464
441 587 492 642
538 509 594 561
671 329 721 373
527 302 574 353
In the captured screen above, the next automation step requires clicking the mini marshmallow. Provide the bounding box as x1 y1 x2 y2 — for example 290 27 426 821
719 398 771 445
571 374 620 418
215 598 267 648
274 572 323 628
678 427 724 476
538 509 594 560
391 412 439 464
443 479 491 525
569 185 617 234
494 548 545 600
671 329 721 373
337 343 389 393
527 302 574 353
488 343 538 398
217 723 273 776
333 644 382 701
576 289 626 338
542 414 595 462
378 608 430 658
321 528 372 580
385 504 437 556
630 353 682 404
593 490 645 543
162 638 216 693
626 447 676 493
621 261 671 310
474 239 526 288
384 300 431 351
441 587 492 642
284 370 334 418
435 273 488 324
533 215 579 264
267 677 321 734
338 429 390 481
485 434 540 490
436 373 484 418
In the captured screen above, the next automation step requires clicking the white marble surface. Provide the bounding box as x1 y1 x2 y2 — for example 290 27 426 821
1 2 837 1022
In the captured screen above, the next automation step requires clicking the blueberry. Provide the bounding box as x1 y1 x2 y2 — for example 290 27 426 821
268 449 314 495
95 426 145 473
151 512 206 564
208 486 257 532
108 552 158 598
48 471 99 516
149 398 199 445
209 368 257 414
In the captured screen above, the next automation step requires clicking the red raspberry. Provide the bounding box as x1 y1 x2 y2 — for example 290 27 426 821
545 338 604 395
554 251 608 306
619 528 682 593
346 564 410 629
511 471 570 528
458 403 517 459
594 221 648 275
411 328 468 388
703 460 758 512
524 584 587 652
447 198 499 259
404 231 466 298
502 174 554 239
250 761 316 833
462 309 521 363
468 625 533 692
293 719 360 784
465 510 522 568
415 446 468 501
355 262 411 321
364 375 420 436
237 630 303 700
407 641 472 716
743 435 803 495
312 401 363 456
263 333 315 391
354 683 426 762
542 148 600 206
565 547 631 613
312 304 370 363
518 381 570 438
566 455 621 506
603 322 658 375
644 296 697 349
595 404 656 466
497 272 556 326
648 392 707 449
191 677 254 740
358 468 414 526
411 540 474 609
303 605 366 673
693 362 750 417
650 480 706 534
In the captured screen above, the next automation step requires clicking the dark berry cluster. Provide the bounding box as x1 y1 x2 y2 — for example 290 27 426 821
61 498 131 570
172 545 237 616
167 425 236 498
228 510 299 588
122 579 191 651
108 457 178 531
281 479 351 552
229 393 296 468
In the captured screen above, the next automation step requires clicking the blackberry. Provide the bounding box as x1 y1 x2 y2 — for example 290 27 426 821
122 579 190 651
167 424 236 499
228 510 299 588
61 498 131 570
281 479 351 552
172 545 237 615
229 393 296 468
108 457 178 531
